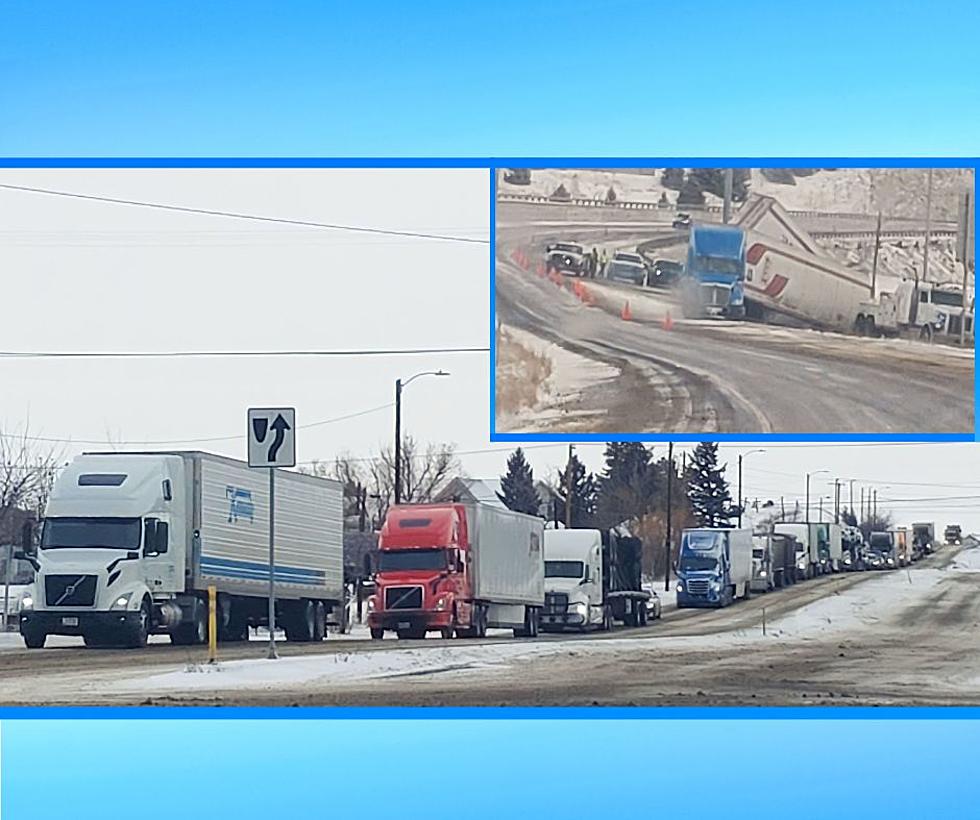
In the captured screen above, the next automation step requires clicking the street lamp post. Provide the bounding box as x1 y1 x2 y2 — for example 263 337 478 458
805 469 830 523
394 370 449 505
738 449 765 528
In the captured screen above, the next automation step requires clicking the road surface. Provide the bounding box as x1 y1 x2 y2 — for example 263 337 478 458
494 206 974 434
0 547 975 706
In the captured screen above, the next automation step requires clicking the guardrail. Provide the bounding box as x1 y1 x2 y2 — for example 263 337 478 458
497 191 959 227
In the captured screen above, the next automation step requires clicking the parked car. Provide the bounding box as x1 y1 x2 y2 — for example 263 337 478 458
545 242 587 276
647 258 684 288
642 585 663 621
605 251 648 285
672 213 692 229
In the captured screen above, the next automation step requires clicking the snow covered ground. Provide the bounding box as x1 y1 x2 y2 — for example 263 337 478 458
98 547 980 697
495 323 619 432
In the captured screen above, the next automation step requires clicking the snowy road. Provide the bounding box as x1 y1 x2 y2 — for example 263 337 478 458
0 547 975 706
494 205 974 434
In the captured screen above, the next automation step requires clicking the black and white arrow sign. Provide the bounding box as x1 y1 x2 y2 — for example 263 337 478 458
247 407 296 468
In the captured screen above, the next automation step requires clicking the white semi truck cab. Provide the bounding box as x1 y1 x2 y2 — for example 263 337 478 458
18 452 344 649
541 529 606 630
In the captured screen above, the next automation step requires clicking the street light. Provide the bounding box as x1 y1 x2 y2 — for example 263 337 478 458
394 370 449 505
738 449 765 528
805 469 830 523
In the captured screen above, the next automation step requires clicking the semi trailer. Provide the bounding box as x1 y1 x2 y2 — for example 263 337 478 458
773 522 819 580
367 503 544 640
17 452 344 649
540 527 650 632
676 528 753 608
912 522 935 557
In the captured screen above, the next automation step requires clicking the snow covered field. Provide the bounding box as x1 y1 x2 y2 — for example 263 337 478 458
94 546 979 698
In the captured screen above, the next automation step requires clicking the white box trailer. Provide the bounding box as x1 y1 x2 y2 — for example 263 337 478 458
773 522 819 580
18 451 344 649
467 503 544 612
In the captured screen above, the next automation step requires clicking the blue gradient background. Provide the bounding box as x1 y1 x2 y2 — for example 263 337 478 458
2 1 979 815
1 0 978 156
3 715 980 818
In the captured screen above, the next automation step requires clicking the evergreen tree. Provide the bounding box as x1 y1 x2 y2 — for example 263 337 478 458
841 508 858 527
596 442 657 528
661 167 686 190
556 454 597 528
677 175 705 206
686 442 734 528
497 447 540 516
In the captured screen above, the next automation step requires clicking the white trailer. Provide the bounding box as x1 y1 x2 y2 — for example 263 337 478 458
17 451 344 649
467 503 545 624
828 523 843 572
773 522 819 580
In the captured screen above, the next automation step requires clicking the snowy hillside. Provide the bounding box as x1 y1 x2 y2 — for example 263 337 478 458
501 168 973 221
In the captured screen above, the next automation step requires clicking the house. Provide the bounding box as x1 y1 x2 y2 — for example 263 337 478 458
434 477 560 519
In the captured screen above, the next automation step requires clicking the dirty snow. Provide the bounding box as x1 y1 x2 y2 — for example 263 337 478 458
496 324 619 432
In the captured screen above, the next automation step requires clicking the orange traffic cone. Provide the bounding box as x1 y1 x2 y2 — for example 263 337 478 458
662 310 674 331
621 300 632 321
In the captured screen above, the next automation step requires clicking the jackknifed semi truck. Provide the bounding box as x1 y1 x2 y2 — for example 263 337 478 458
367 503 544 640
17 452 344 649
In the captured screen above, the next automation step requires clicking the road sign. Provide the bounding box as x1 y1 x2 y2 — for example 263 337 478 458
247 407 296 468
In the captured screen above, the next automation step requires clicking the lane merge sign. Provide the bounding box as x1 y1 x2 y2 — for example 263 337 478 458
247 407 296 468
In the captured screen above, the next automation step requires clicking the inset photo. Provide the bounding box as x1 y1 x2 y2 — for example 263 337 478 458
494 166 976 435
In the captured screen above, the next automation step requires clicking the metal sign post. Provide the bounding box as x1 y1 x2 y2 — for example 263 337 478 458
247 407 296 661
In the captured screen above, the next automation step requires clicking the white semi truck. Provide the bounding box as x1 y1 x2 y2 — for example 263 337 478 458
773 522 818 580
17 452 344 649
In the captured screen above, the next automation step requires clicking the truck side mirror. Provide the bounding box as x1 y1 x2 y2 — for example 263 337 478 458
363 553 373 578
20 522 35 556
143 518 158 556
155 521 169 555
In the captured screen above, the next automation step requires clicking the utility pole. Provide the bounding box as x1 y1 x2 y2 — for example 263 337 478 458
564 444 574 528
871 211 882 298
818 497 823 521
849 480 855 520
834 480 840 523
737 453 743 528
873 489 878 521
860 486 865 522
959 189 974 347
665 442 674 592
394 378 403 504
723 168 734 224
922 168 934 284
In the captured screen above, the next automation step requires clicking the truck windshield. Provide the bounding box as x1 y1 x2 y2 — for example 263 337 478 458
545 560 585 578
697 256 742 276
378 549 447 572
869 534 892 550
41 517 141 550
679 555 718 572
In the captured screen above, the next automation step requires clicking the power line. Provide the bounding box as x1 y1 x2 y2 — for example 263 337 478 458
0 346 489 360
0 183 490 246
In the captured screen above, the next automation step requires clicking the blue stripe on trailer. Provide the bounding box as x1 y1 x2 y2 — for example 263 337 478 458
200 555 326 585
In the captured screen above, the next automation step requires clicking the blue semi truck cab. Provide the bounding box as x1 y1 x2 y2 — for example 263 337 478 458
681 223 747 319
675 527 753 608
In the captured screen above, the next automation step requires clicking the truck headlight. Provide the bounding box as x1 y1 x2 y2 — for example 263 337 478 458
573 602 588 616
676 581 683 592
759 570 767 577
367 597 376 612
20 594 33 611
435 597 448 611
110 592 133 611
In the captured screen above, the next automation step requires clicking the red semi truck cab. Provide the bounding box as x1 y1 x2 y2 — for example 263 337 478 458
367 504 474 640
367 502 545 641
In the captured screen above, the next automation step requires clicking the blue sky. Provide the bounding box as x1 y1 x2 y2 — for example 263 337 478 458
2 0 978 157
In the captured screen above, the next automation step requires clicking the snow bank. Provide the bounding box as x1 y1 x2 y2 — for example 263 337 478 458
950 546 980 573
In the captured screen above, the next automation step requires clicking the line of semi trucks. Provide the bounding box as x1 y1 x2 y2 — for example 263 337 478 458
9 451 962 648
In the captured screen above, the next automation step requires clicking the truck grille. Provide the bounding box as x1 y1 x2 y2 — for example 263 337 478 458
544 592 569 615
685 579 710 596
44 575 97 607
384 586 423 610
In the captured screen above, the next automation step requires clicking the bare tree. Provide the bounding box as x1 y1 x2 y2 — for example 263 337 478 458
300 437 459 531
0 423 65 545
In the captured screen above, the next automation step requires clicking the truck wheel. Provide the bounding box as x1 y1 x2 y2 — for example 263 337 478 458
284 600 315 642
638 604 649 627
476 605 488 638
743 582 751 600
312 602 326 641
602 605 613 631
125 600 151 648
529 607 540 637
171 605 207 646
370 628 384 640
23 630 46 649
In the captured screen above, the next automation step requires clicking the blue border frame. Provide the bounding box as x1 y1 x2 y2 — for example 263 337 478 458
0 706 978 719
488 159 978 443
0 157 977 718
